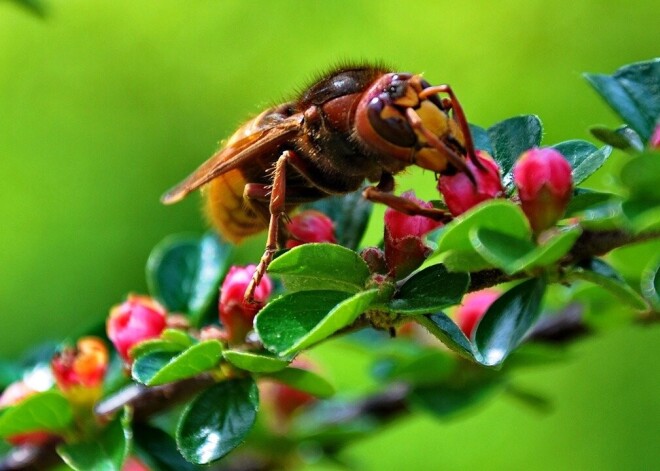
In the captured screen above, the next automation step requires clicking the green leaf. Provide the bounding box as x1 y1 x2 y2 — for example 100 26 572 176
161 329 196 348
622 199 660 233
641 257 660 310
568 259 648 311
469 124 493 154
415 313 477 361
552 140 612 185
132 340 223 386
303 190 373 250
146 232 231 326
590 125 643 151
133 423 198 471
584 59 660 141
620 152 660 202
565 189 617 216
487 115 543 174
0 390 72 437
129 339 186 360
57 410 131 471
267 243 370 293
223 350 290 373
378 349 456 386
470 226 582 274
262 367 335 398
388 265 469 315
434 200 531 271
474 278 546 367
256 290 377 356
176 378 258 465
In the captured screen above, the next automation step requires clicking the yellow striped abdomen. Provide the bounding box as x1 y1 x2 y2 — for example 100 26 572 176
204 169 266 244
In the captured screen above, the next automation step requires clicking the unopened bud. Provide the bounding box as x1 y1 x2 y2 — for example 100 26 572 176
286 210 337 248
513 147 573 233
220 265 272 345
107 295 167 363
438 151 504 216
384 191 442 279
455 289 500 339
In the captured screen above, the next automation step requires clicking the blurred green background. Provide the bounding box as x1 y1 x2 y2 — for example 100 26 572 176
0 0 658 469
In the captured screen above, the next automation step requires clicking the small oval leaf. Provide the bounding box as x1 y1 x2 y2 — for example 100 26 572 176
389 265 469 315
223 350 290 373
0 390 72 437
176 378 258 465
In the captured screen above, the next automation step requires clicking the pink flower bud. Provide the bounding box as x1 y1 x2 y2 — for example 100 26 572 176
286 210 337 248
438 150 504 216
650 124 660 149
513 147 573 233
51 337 108 405
384 191 442 279
0 381 53 445
220 265 272 345
455 289 500 339
122 456 151 471
107 295 167 363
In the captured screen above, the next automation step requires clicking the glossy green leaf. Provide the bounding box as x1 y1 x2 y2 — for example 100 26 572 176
176 378 258 465
303 190 373 250
0 390 72 437
469 124 493 154
132 340 223 386
146 232 231 326
267 243 370 293
584 59 660 140
553 140 612 185
57 410 131 471
435 200 531 271
641 257 660 310
161 329 196 348
590 125 643 151
388 265 469 315
129 339 186 360
474 278 546 366
568 259 648 310
257 289 377 356
223 350 290 373
415 313 477 361
470 226 582 274
262 367 335 398
487 115 543 174
133 423 198 471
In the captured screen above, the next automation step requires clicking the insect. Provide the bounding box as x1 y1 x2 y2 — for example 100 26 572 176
162 64 480 300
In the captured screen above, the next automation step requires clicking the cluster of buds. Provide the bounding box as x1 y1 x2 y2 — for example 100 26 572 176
454 289 500 339
513 147 573 233
219 265 273 345
286 210 337 248
51 337 108 406
107 295 167 364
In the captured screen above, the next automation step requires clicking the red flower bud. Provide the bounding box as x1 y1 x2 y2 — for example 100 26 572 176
384 191 442 279
107 295 167 363
51 337 108 405
438 150 504 216
220 265 272 345
0 381 53 446
513 147 573 233
455 289 500 339
286 210 337 248
650 124 660 149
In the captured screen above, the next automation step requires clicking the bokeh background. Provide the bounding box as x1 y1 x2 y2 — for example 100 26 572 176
0 0 658 469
